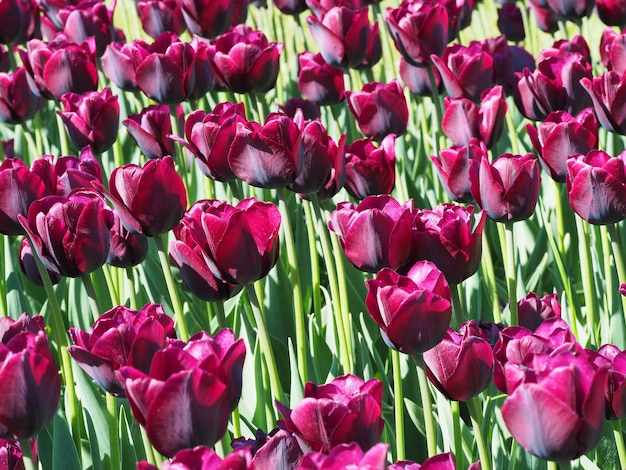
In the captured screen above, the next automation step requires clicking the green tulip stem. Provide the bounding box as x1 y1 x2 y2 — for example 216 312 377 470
215 300 227 330
81 273 103 321
310 194 352 374
56 112 71 157
0 235 6 317
613 419 626 469
553 180 566 254
450 400 464 469
450 283 463 328
467 396 491 470
18 439 37 470
277 189 307 383
330 227 354 370
502 222 518 326
505 110 520 156
413 354 437 457
140 426 159 467
426 65 444 155
481 227 501 323
154 234 190 341
244 283 284 404
575 217 599 345
232 406 242 439
303 201 322 326
391 349 405 461
100 265 120 307
106 393 121 470
126 267 138 310
607 224 626 334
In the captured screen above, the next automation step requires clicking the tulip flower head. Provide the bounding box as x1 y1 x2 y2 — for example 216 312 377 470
136 0 187 38
231 428 304 468
297 443 388 470
344 135 396 200
590 344 626 420
123 104 176 160
137 446 253 470
0 67 45 125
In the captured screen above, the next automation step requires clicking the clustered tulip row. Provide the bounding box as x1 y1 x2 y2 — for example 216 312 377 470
3 0 626 468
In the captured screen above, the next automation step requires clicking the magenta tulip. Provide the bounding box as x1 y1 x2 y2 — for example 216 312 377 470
580 71 626 135
231 428 304 469
517 292 562 331
365 261 452 355
545 0 594 21
0 0 38 45
591 344 626 419
103 207 149 268
344 135 396 199
597 0 626 27
278 97 321 121
55 0 116 56
0 67 44 125
101 41 149 92
389 452 457 470
138 447 252 470
298 443 388 470
44 148 103 197
136 0 186 38
497 4 525 42
399 57 442 96
180 0 235 38
19 237 61 286
123 104 175 160
297 51 345 106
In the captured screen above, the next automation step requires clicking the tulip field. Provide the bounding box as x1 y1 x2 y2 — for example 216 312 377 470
3 0 626 468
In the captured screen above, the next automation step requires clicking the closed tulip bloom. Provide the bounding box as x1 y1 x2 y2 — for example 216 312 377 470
103 207 149 268
19 237 62 286
19 190 110 278
231 428 304 469
527 109 598 183
137 447 252 470
0 0 38 45
545 0 594 21
298 51 345 106
580 71 626 135
399 57 442 96
228 112 302 189
365 261 452 355
0 67 45 125
411 204 487 285
346 80 408 141
470 153 541 223
0 314 60 440
19 38 99 100
118 332 238 457
497 4 525 42
136 0 186 38
517 292 562 331
389 452 457 470
123 104 175 160
298 443 388 470
275 374 384 453
278 97 321 121
501 343 608 461
597 0 626 27
56 0 116 56
386 1 449 67
591 344 626 419
602 33 626 76
306 6 371 69
345 135 396 199
423 320 494 401
528 0 559 33
274 0 308 15
95 156 187 237
57 88 120 154
67 303 176 396
305 0 364 19
0 438 26 470
211 26 283 94
101 41 149 92
355 20 382 69
328 195 412 272
431 139 487 203
181 0 235 39
566 150 626 225
43 148 104 197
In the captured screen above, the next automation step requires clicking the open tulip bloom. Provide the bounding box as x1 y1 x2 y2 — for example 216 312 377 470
8 1 626 469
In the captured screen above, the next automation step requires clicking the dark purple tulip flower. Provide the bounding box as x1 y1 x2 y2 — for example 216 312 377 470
274 0 307 15
177 198 280 285
389 452 457 470
305 0 364 19
526 109 598 183
180 0 235 39
57 88 120 154
137 447 253 470
591 344 626 420
529 0 559 33
210 25 283 94
306 6 372 69
580 71 626 135
101 41 149 92
344 135 396 199
517 292 562 331
497 4 525 42
423 320 494 401
228 112 302 189
411 204 487 285
40 148 103 197
385 1 449 67
501 343 608 461
231 428 303 469
0 67 45 125
0 0 38 45
346 80 408 141
601 31 626 76
328 195 413 272
0 314 60 440
56 0 116 56
430 139 486 203
170 200 244 302
276 374 384 453
94 156 187 237
174 102 246 182
470 153 541 223
103 207 149 268
278 97 321 121
566 150 626 225
545 0 594 21
123 104 175 160
365 261 452 355
19 237 62 286
67 303 176 396
355 19 382 70
483 35 536 94
399 57 442 96
19 190 110 278
19 38 99 100
136 0 186 39
0 157 54 235
597 0 626 27
118 331 241 457
298 51 345 106
430 42 495 102
441 86 507 149
298 443 388 470
0 438 26 470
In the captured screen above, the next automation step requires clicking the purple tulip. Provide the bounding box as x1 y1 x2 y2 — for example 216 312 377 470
101 41 149 92
597 0 626 27
55 0 116 56
210 25 283 94
137 447 252 470
274 0 307 15
591 344 626 419
19 190 110 278
411 203 487 285
275 374 384 452
528 0 559 33
526 109 598 183
580 71 626 135
497 4 525 42
344 135 396 199
67 303 176 396
305 0 364 19
346 80 408 141
423 320 494 401
278 97 321 121
328 195 412 272
566 150 626 225
0 314 60 440
389 452 457 470
545 0 594 21
231 428 303 469
366 261 452 356
298 51 345 106
94 156 187 237
19 237 62 286
123 104 175 160
517 292 562 332
483 35 536 94
0 67 45 125
44 148 103 197
0 438 26 470
57 88 120 154
103 207 149 268
469 153 541 223
136 0 187 38
180 0 235 39
298 442 388 470
399 57 442 96
0 0 38 45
